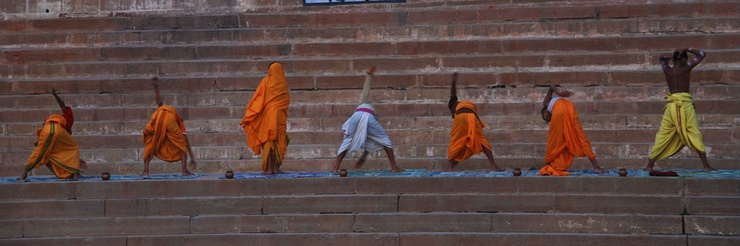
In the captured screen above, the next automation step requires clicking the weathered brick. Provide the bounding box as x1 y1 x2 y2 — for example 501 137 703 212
685 197 740 215
684 216 740 236
399 233 687 246
490 213 682 234
684 179 740 196
105 197 262 217
193 214 354 233
0 182 75 200
0 200 104 219
23 216 191 237
0 220 24 238
688 235 740 246
553 194 684 214
0 236 127 246
400 194 554 213
355 213 491 232
263 194 398 214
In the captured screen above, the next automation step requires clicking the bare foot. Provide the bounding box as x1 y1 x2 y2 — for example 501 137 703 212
141 171 149 176
262 171 272 175
182 171 194 176
491 167 505 172
391 167 405 173
330 168 339 173
443 166 453 172
642 167 653 172
18 171 29 181
594 168 606 173
703 167 717 172
274 169 285 174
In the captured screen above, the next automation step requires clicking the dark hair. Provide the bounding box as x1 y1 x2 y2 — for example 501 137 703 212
673 51 688 61
541 107 551 122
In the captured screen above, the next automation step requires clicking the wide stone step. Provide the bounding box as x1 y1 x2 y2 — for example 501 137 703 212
2 16 738 49
1 1 736 33
5 232 738 246
2 34 738 66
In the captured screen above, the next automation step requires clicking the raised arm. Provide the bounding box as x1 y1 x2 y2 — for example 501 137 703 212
659 53 671 72
543 85 555 108
451 72 458 98
51 88 66 111
685 47 706 68
359 66 376 104
152 77 163 107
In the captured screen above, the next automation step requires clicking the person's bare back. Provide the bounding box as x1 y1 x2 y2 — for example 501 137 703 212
660 48 706 93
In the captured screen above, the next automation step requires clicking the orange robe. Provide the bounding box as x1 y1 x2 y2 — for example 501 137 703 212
448 101 492 162
240 62 291 171
540 99 596 176
25 115 81 179
143 105 189 162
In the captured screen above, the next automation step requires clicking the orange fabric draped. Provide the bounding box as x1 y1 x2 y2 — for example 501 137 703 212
25 115 81 179
540 99 596 176
143 105 188 162
240 62 291 171
448 101 492 162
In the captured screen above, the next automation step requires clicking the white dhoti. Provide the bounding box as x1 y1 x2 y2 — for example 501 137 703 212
337 104 393 155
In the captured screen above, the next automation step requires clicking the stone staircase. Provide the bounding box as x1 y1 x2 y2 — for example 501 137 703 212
1 0 739 177
1 176 738 245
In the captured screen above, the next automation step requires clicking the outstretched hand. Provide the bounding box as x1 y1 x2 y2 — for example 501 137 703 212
151 77 159 87
367 66 377 75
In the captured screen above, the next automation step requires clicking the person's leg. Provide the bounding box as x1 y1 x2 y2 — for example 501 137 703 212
180 151 193 176
19 170 29 181
698 152 716 171
383 147 404 172
589 157 605 173
444 160 457 172
354 151 370 169
644 158 656 171
331 151 348 173
142 157 152 176
482 146 503 171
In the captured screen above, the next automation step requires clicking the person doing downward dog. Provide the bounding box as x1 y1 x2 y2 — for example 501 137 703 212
331 66 404 173
539 85 604 176
446 72 503 172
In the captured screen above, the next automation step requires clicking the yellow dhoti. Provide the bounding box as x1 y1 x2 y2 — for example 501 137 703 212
649 93 706 161
448 101 492 162
540 99 595 176
143 105 189 162
25 115 81 179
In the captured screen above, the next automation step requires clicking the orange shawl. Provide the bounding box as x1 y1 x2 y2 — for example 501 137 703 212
540 99 596 176
448 101 492 162
143 105 188 162
240 62 291 171
25 115 81 178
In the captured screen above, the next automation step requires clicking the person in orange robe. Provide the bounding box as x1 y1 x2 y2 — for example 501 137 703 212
446 72 503 172
20 115 86 181
142 78 197 176
241 62 291 174
539 85 604 176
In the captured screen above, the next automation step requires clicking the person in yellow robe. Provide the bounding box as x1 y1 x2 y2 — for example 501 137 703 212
540 85 604 176
241 62 291 174
142 78 197 176
645 48 715 171
21 115 86 181
446 72 503 172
